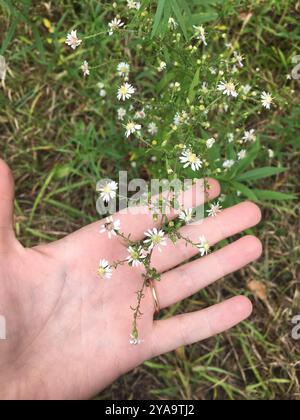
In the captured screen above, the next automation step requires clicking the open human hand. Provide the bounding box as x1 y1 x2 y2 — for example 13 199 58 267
0 159 262 400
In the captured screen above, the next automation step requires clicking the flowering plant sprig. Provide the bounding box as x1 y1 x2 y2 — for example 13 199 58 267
97 199 213 344
64 1 276 344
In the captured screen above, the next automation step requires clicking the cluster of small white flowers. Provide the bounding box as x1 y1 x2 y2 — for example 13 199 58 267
65 30 90 78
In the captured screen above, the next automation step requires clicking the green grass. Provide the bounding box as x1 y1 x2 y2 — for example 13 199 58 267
0 0 299 400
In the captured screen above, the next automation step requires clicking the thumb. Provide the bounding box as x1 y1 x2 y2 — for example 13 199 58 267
0 159 16 243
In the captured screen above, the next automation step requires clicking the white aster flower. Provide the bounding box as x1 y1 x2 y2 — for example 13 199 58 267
148 122 158 136
117 107 127 121
207 202 222 218
158 61 167 72
242 129 256 143
117 82 136 101
98 181 118 203
179 208 194 224
201 82 209 94
231 65 239 75
193 25 207 46
174 110 189 127
218 80 238 97
197 236 210 257
65 30 82 50
223 159 235 169
268 148 275 159
127 0 141 10
100 89 107 97
180 149 203 172
97 82 107 97
98 259 113 279
125 121 141 137
168 17 178 30
130 334 142 346
100 217 121 239
144 228 167 252
227 133 234 143
117 62 130 78
81 60 90 77
206 138 216 149
242 84 251 95
127 246 147 267
233 51 244 67
238 149 247 160
108 18 125 36
261 91 273 109
134 109 146 119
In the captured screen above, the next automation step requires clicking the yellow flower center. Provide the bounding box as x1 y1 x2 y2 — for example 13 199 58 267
103 185 111 194
120 86 128 95
188 152 198 164
225 82 235 92
98 267 105 276
152 234 161 245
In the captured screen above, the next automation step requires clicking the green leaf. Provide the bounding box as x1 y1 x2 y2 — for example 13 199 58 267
0 18 18 54
151 0 166 38
230 182 258 201
170 0 189 40
252 190 296 201
230 140 260 179
31 24 46 61
188 67 200 102
191 12 219 24
236 167 287 182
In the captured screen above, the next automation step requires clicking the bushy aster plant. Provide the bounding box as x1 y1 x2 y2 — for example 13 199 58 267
64 0 286 344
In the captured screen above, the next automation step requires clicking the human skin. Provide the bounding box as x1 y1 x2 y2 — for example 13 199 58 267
0 159 262 400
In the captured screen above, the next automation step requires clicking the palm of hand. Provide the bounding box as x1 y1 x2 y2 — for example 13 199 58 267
0 160 262 400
